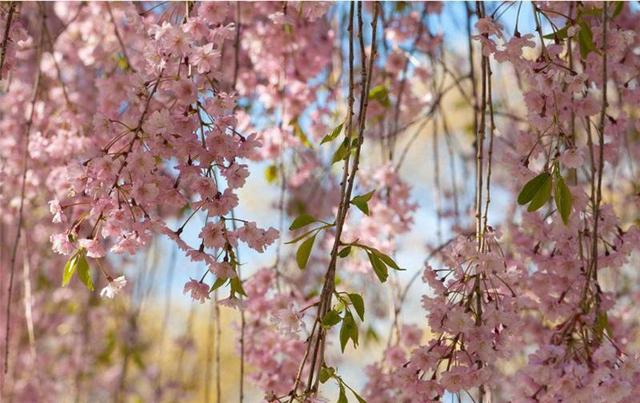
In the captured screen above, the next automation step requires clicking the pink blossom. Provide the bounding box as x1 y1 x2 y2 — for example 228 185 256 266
78 238 106 258
222 163 249 189
50 233 74 255
99 276 127 299
237 222 278 253
48 199 66 223
183 279 210 303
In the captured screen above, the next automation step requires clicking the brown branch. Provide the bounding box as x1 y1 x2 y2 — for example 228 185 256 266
0 2 16 79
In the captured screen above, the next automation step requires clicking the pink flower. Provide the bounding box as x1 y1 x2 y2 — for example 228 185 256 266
79 238 106 258
49 199 66 223
559 148 584 169
50 233 75 255
100 276 127 299
237 222 278 253
385 346 407 367
209 261 236 278
271 303 303 335
222 163 249 189
172 78 197 105
439 366 471 392
475 17 503 37
219 296 243 309
199 222 227 249
183 278 210 303
445 307 474 334
191 43 220 74
400 324 423 347
198 2 229 25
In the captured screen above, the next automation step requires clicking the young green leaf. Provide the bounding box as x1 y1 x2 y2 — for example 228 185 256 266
332 137 351 164
286 225 325 244
351 390 366 403
368 84 391 108
115 54 129 71
296 234 316 270
209 276 227 292
367 252 388 283
578 21 595 59
319 366 335 384
339 311 358 352
291 118 312 148
554 174 573 225
338 246 351 258
594 310 612 339
579 6 603 18
542 25 569 40
338 383 348 403
613 1 624 17
348 293 365 321
265 164 278 184
322 310 342 328
230 276 247 296
350 190 375 216
517 172 551 205
289 213 317 231
76 253 94 291
371 248 401 270
320 122 344 145
62 254 78 287
527 173 553 212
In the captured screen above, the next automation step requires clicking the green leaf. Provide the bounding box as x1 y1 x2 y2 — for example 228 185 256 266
286 226 323 244
209 276 227 292
321 122 344 145
338 246 351 258
289 213 317 231
319 366 335 384
527 173 553 212
338 383 348 403
291 118 312 148
62 254 78 287
543 25 569 40
366 326 379 343
554 174 573 225
348 293 365 321
351 389 366 403
517 172 551 205
265 164 278 184
230 276 247 296
332 137 351 164
116 53 129 71
368 84 391 108
613 1 624 17
322 310 342 328
367 252 388 283
578 21 595 59
296 234 316 270
76 253 94 291
371 248 401 270
350 190 375 216
594 310 612 339
579 6 603 18
339 311 358 353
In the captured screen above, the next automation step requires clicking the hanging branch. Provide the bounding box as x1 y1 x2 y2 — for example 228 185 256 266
3 5 44 378
0 2 16 79
288 2 380 400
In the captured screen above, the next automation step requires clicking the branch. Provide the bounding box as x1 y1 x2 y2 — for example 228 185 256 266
0 2 16 79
